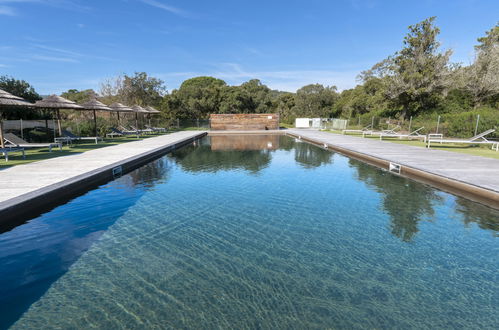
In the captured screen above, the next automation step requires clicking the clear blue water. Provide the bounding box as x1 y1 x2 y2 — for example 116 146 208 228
0 135 497 329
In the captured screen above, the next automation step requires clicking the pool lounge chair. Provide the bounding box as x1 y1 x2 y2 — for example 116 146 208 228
342 124 372 135
60 130 102 144
380 127 427 142
3 133 62 152
145 125 167 133
106 127 138 138
119 125 141 134
130 125 154 134
0 147 25 161
427 129 498 151
364 125 400 138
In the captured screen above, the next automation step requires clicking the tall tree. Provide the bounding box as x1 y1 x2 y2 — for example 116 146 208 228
100 72 166 106
0 76 42 119
293 84 338 118
362 17 452 118
0 76 41 102
61 89 98 103
462 23 499 108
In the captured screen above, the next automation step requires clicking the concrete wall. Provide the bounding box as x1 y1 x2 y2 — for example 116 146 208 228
210 114 279 130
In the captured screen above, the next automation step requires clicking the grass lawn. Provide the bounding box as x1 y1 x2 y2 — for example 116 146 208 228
326 130 499 160
0 134 167 168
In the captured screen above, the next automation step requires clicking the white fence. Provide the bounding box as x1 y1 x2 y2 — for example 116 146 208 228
2 119 57 130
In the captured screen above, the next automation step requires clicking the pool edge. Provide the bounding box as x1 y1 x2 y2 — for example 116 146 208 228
0 132 207 226
284 131 499 210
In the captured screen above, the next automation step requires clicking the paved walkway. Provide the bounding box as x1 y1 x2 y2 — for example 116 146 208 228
287 129 499 194
0 131 206 205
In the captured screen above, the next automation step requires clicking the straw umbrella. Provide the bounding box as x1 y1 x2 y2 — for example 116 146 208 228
0 89 33 148
145 106 161 127
108 102 134 124
131 105 149 130
33 95 83 136
79 99 112 136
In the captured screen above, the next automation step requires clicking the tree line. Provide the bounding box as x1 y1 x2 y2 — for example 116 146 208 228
1 17 497 126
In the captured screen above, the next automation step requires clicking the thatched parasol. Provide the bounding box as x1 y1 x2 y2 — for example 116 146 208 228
145 106 161 114
0 89 34 148
79 99 112 137
108 102 134 122
144 106 161 127
33 95 83 136
131 105 149 130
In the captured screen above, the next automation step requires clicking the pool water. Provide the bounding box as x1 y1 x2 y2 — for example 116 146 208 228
0 135 497 329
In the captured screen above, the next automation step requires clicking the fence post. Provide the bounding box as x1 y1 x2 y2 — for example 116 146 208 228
20 119 24 140
371 116 374 130
474 114 480 136
436 115 441 134
408 116 412 132
52 119 56 142
177 119 180 129
197 118 199 128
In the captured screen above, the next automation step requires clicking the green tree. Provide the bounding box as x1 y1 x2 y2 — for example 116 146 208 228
0 76 41 103
0 76 42 119
61 89 98 103
462 23 499 108
100 72 166 106
362 17 452 118
170 76 226 119
293 84 338 118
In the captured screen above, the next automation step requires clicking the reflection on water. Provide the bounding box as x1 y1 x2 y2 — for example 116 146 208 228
0 157 171 329
349 160 443 242
2 135 499 329
171 136 273 174
455 198 499 236
210 134 280 150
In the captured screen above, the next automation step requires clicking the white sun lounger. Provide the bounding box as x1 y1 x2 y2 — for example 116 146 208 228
427 129 498 151
0 147 25 161
364 125 400 138
3 133 62 152
342 124 372 135
380 127 427 142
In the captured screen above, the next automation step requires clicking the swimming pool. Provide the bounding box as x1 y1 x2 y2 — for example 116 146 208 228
1 135 497 329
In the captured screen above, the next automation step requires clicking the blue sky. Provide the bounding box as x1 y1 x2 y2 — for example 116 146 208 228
0 0 497 95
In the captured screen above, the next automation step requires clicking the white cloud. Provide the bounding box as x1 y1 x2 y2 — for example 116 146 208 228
0 5 15 15
0 0 91 12
32 43 83 57
32 55 79 63
139 0 190 17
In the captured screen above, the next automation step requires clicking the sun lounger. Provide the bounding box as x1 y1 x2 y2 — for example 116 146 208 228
380 127 427 142
119 125 141 134
0 147 25 161
106 127 137 138
145 125 166 133
364 125 400 138
342 124 372 135
130 125 154 134
59 130 102 144
427 129 498 151
3 133 62 152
